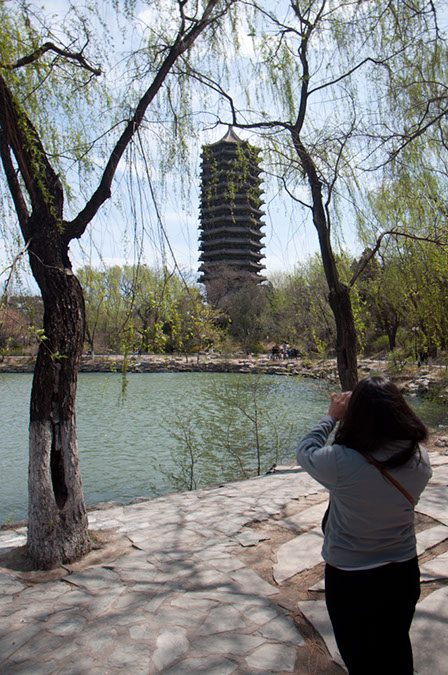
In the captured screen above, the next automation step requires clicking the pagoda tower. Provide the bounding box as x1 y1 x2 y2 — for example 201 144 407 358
198 128 266 304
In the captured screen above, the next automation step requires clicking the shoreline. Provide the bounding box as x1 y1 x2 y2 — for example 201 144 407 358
1 352 448 400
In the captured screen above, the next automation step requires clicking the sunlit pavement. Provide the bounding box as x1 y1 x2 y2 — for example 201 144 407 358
1 454 447 674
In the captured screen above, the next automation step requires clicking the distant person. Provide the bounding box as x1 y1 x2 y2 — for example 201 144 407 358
271 345 280 360
281 342 290 359
296 375 432 674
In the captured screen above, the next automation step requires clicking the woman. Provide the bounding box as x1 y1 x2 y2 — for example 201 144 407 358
296 375 432 675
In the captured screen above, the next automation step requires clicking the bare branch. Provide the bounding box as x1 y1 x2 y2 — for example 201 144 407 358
308 49 407 97
0 41 101 76
279 175 312 210
65 0 236 242
1 239 32 306
387 108 448 162
0 129 30 233
349 228 448 288
176 64 239 123
326 130 352 210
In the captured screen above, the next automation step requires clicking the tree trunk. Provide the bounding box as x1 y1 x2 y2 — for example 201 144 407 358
291 134 359 391
27 220 91 569
328 284 359 390
386 322 398 351
319 231 359 390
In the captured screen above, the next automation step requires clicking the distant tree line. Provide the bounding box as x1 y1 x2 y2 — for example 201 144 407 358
3 239 447 362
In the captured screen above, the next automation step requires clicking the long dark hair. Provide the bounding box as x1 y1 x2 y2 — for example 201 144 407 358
335 375 428 468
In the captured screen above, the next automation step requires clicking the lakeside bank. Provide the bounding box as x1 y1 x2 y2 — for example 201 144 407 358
2 352 448 402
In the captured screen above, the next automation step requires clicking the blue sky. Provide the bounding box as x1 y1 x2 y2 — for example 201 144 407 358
0 0 367 295
67 125 338 281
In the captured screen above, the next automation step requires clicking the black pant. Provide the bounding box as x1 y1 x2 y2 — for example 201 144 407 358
325 557 420 675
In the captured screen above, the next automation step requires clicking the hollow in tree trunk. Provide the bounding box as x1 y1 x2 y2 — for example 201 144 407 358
27 226 91 570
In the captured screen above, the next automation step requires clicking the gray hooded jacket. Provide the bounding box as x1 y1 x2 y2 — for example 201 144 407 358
296 415 432 569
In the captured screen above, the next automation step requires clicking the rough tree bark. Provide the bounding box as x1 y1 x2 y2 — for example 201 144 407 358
27 220 90 568
0 0 234 569
0 76 91 567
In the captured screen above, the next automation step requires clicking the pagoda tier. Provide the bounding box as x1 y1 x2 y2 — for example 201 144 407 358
200 250 264 263
200 225 264 240
198 128 267 301
200 205 265 218
200 238 264 251
200 219 265 234
199 261 265 276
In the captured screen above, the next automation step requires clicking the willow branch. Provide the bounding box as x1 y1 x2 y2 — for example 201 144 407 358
387 108 448 161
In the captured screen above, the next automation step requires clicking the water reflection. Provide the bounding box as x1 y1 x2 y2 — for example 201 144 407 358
0 371 446 523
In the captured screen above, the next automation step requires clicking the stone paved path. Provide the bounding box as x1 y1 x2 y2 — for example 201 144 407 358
1 454 447 674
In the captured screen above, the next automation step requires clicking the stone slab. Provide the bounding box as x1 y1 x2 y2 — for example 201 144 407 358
411 586 448 674
151 627 190 671
420 550 448 581
309 577 325 591
256 614 305 645
191 632 265 656
0 621 43 662
245 642 297 673
273 526 324 584
163 656 238 675
63 567 121 591
227 567 278 597
428 454 448 467
196 605 248 636
417 484 448 526
0 572 26 595
278 501 328 533
234 529 270 546
416 524 448 554
426 464 448 485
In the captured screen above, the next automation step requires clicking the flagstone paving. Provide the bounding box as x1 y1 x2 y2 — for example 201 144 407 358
1 454 447 674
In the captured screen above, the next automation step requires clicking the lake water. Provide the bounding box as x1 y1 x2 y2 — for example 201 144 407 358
1 372 447 524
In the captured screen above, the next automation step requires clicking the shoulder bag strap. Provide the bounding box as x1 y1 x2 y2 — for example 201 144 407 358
359 451 416 506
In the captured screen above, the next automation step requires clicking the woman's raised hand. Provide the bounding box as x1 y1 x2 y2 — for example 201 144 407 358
328 391 351 421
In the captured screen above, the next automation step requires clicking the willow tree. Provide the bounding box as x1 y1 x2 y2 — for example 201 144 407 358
356 167 448 353
0 0 237 570
205 0 443 389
